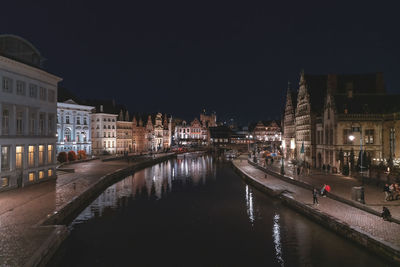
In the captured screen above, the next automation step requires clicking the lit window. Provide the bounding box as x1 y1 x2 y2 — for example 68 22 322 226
28 146 35 167
48 169 53 177
39 170 45 179
29 172 35 182
47 145 53 164
15 146 23 169
38 145 44 165
1 177 9 187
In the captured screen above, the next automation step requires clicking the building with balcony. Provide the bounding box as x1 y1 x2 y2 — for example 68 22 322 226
56 99 94 155
0 34 62 190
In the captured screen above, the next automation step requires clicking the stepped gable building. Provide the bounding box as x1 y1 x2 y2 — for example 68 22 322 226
174 117 209 146
174 111 217 146
132 113 172 152
248 120 282 150
56 99 94 155
0 34 62 190
283 71 400 170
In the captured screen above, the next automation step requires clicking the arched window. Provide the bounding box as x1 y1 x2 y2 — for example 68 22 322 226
64 128 71 142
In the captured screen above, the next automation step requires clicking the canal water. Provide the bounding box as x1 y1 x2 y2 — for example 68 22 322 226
49 155 390 266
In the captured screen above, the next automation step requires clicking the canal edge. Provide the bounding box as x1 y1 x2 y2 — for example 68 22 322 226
230 160 400 265
28 153 176 267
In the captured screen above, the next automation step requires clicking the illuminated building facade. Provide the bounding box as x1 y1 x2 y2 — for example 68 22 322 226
0 34 62 190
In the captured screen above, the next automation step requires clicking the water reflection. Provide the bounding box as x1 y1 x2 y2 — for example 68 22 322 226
245 185 255 225
73 155 215 225
273 214 285 266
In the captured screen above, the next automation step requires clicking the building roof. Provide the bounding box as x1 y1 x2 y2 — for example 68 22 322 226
302 72 386 115
0 34 44 68
334 94 400 115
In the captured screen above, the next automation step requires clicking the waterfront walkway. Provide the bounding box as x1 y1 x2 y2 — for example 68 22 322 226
0 154 170 266
233 157 400 262
261 158 400 221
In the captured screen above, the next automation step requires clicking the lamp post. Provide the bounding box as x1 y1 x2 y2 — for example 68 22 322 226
280 153 285 175
349 126 364 185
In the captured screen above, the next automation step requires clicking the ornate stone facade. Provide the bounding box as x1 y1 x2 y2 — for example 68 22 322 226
283 71 400 170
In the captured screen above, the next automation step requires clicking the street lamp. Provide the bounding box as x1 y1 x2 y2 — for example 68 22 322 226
349 128 364 185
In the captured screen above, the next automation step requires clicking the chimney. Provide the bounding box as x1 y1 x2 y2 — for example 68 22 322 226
100 105 103 113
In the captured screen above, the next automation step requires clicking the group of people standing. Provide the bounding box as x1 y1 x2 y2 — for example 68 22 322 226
293 162 311 176
383 183 400 201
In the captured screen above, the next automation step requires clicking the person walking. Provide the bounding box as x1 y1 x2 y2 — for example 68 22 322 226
313 188 319 205
322 164 326 174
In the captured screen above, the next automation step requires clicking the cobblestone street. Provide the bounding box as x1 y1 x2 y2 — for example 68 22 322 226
256 156 400 221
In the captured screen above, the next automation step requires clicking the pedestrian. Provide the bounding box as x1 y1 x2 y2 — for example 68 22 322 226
383 183 390 201
327 164 331 174
313 188 319 205
382 206 391 221
320 184 327 197
297 166 300 176
322 164 326 174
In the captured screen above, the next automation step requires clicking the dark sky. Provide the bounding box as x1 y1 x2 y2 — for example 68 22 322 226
1 1 399 124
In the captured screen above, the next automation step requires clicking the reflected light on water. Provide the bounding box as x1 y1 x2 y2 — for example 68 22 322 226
245 185 255 225
273 214 284 266
72 155 214 225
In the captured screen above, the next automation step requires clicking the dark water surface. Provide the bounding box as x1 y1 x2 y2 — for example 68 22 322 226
49 155 390 267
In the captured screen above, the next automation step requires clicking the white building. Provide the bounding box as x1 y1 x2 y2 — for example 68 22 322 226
0 34 62 190
91 106 117 155
57 100 94 155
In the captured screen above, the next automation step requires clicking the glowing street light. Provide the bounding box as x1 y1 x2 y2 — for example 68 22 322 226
348 135 355 142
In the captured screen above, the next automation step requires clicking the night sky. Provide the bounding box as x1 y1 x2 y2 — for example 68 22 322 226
1 1 399 125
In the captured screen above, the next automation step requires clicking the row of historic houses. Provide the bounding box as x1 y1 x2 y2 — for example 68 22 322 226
57 100 174 156
283 70 400 173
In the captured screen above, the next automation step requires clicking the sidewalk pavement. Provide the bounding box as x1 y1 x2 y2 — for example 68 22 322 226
234 158 400 249
257 157 400 221
0 153 170 266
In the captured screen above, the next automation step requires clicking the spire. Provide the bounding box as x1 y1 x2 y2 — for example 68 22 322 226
286 81 292 102
299 69 305 86
118 109 124 121
125 110 129 121
139 117 143 127
132 116 137 126
163 114 168 127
